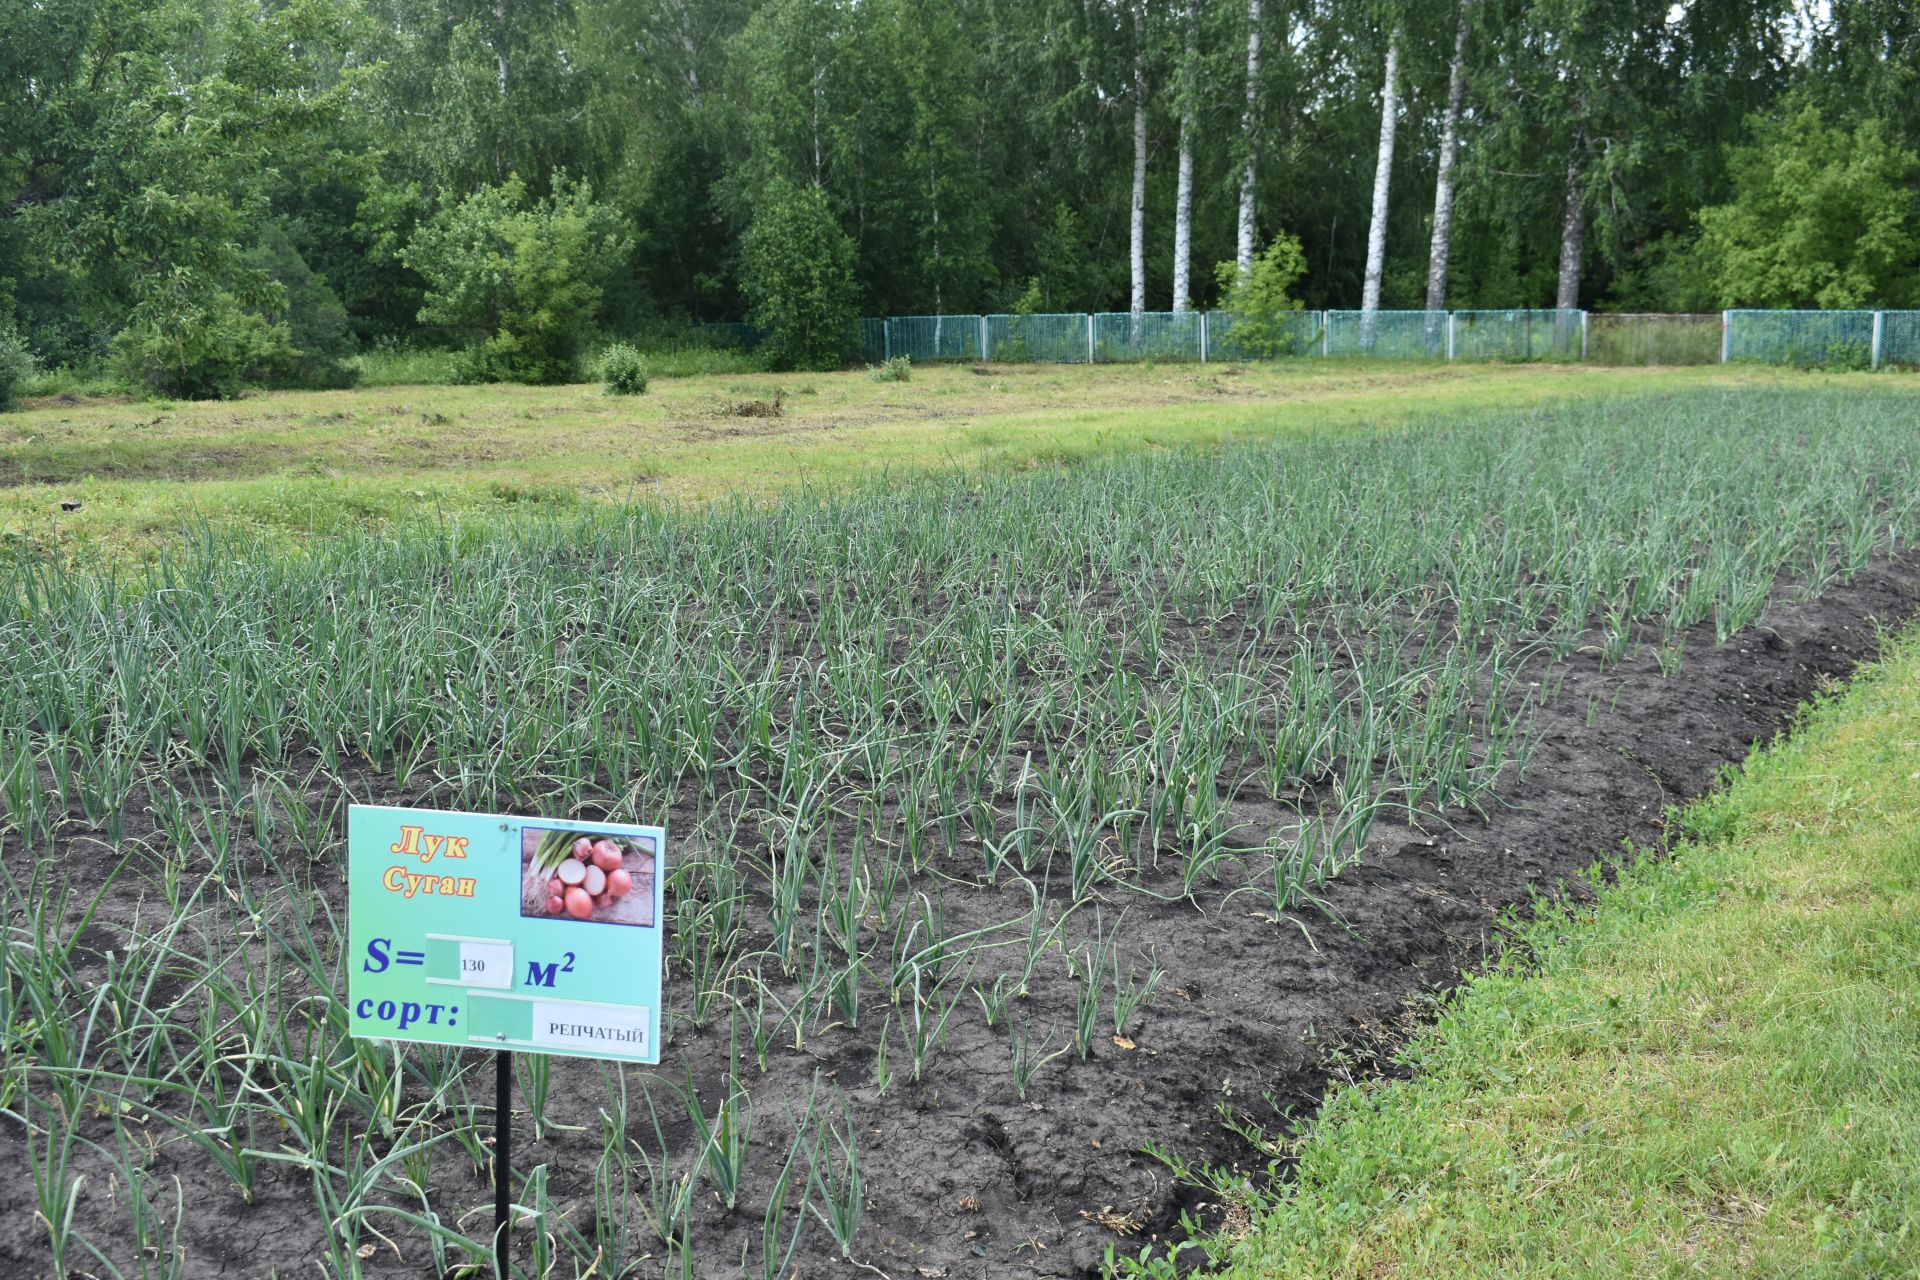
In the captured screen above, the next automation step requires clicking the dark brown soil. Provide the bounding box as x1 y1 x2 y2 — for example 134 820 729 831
3 553 1916 1280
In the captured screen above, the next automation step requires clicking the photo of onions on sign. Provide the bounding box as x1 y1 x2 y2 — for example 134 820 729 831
347 805 666 1064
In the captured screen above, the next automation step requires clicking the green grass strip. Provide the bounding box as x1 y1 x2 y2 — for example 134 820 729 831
1194 630 1920 1279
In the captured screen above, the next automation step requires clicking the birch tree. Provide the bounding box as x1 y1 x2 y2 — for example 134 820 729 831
1360 29 1401 343
1235 0 1263 276
1554 141 1585 310
1130 0 1149 326
1171 3 1200 311
1424 0 1471 311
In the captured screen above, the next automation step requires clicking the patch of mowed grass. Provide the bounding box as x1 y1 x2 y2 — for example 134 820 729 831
1162 631 1920 1280
0 362 1872 562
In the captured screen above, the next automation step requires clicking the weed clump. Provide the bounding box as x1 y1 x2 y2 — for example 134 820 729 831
599 343 650 395
868 355 912 383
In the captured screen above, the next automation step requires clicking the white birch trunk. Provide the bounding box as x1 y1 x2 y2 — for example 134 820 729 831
495 0 508 95
1424 2 1470 313
1235 0 1263 277
1361 33 1400 341
1171 6 1197 312
1367 37 1397 318
1130 3 1148 334
1556 152 1584 311
931 151 943 351
811 66 824 186
678 0 700 100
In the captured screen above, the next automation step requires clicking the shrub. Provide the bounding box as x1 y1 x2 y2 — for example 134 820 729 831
109 291 294 400
867 355 911 383
1214 231 1311 359
0 322 34 411
741 179 859 372
248 230 360 390
403 174 633 385
599 343 650 395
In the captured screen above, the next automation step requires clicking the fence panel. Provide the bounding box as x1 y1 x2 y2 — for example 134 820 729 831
985 314 1091 363
1725 310 1876 367
1090 311 1204 362
1449 309 1583 361
1879 312 1920 368
1325 310 1447 358
1583 313 1719 365
740 309 1920 370
1204 310 1325 359
886 315 984 362
858 317 888 364
700 321 767 353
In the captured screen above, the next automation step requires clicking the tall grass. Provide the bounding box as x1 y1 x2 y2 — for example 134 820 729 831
355 336 768 388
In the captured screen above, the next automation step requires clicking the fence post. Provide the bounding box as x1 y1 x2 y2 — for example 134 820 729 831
883 319 892 362
980 314 989 362
1720 310 1731 364
1322 311 1331 358
1446 313 1456 362
1871 311 1884 369
1200 312 1209 363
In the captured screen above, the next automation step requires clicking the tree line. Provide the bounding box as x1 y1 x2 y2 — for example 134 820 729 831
2 0 1915 389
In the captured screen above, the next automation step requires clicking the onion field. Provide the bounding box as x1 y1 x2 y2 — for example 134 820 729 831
2 386 1918 1278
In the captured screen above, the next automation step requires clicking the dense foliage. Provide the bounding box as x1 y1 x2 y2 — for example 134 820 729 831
1 0 1916 391
741 180 860 372
403 176 632 384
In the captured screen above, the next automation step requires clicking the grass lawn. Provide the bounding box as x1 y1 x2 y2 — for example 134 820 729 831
0 359 1887 558
1181 628 1920 1279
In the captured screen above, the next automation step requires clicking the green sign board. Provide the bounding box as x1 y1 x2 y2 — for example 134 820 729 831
347 805 666 1064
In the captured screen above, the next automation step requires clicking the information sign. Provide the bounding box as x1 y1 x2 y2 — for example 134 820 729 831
347 805 665 1064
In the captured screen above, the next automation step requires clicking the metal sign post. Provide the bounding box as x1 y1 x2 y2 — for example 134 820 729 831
345 805 668 1279
494 1051 512 1278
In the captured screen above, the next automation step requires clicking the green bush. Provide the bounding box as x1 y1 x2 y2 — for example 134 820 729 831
109 290 295 400
867 355 911 383
599 343 650 394
0 322 34 411
1213 231 1310 359
403 174 633 385
741 179 859 372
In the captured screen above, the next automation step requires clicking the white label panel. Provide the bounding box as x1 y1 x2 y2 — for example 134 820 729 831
457 940 513 989
530 999 651 1055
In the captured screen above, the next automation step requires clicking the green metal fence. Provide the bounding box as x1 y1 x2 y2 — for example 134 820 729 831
885 315 984 362
1725 310 1875 368
1201 309 1324 360
985 313 1091 363
1325 309 1447 359
859 317 888 364
1090 311 1206 362
1449 309 1583 361
1875 312 1920 368
825 307 1920 370
700 321 767 352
